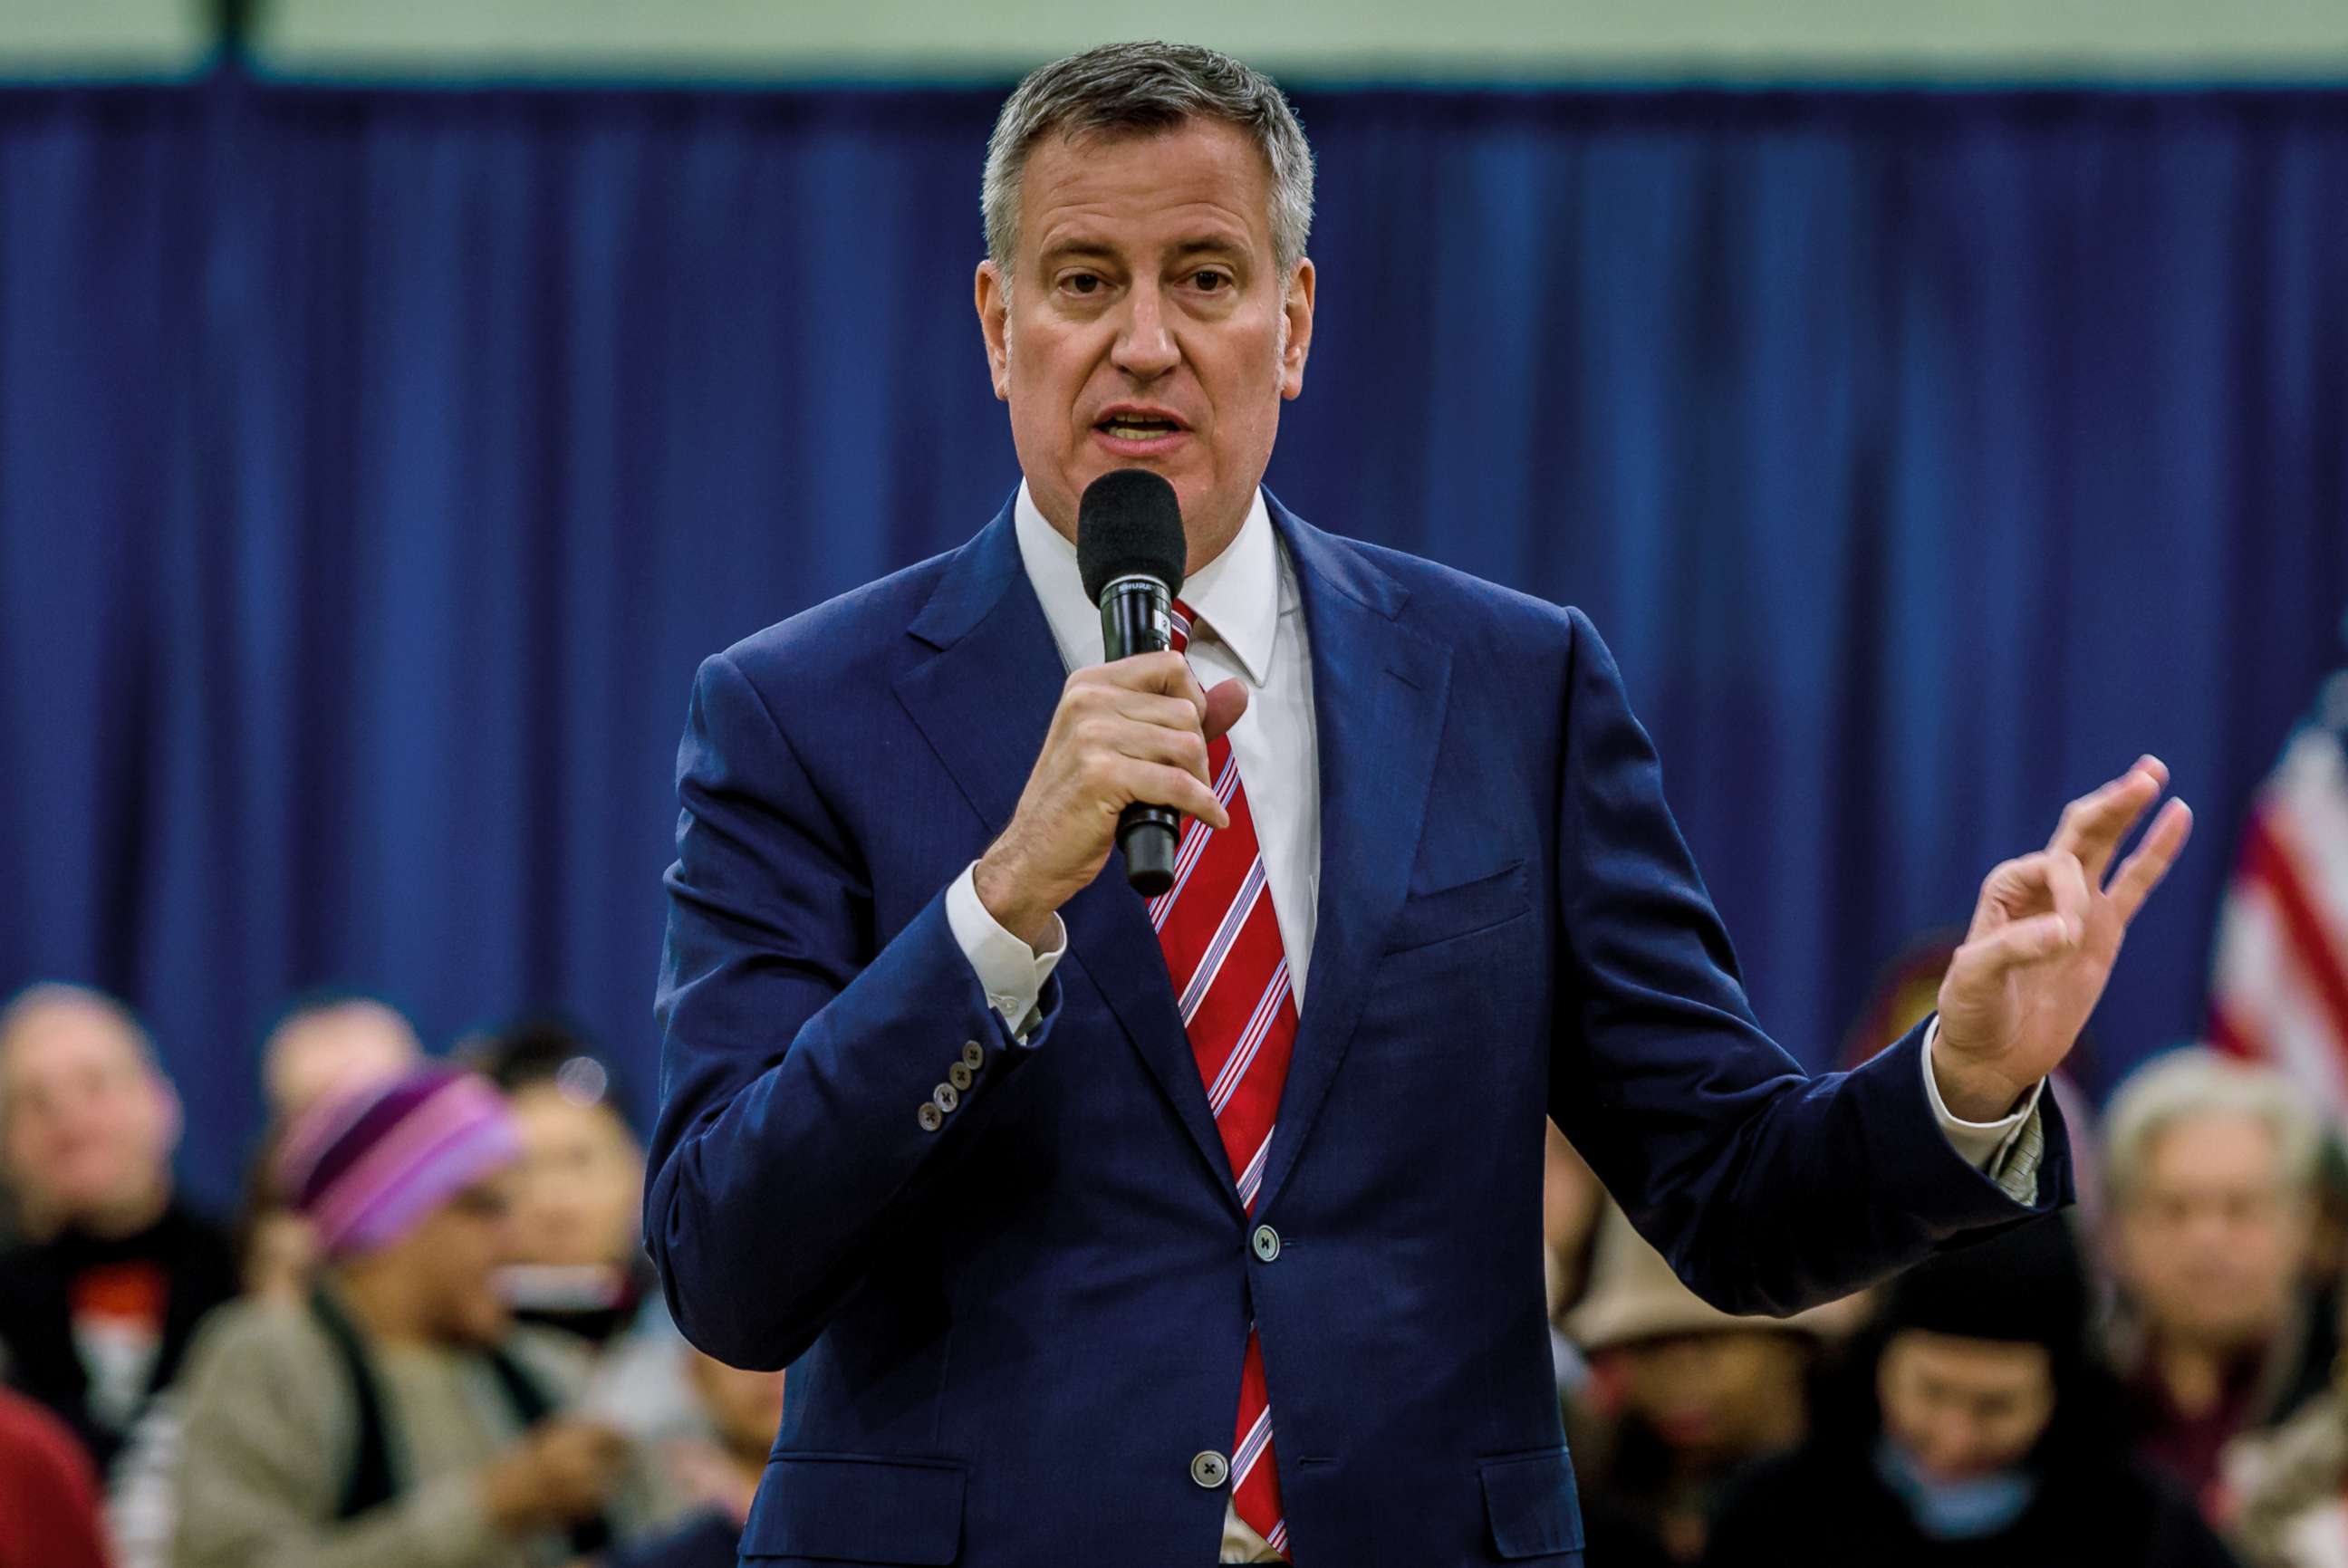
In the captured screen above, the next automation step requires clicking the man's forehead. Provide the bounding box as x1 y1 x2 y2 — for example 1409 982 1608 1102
1020 120 1272 253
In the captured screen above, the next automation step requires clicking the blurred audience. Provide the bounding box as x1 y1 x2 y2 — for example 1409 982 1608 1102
260 993 423 1123
1563 1204 1836 1563
601 1350 786 1568
171 1065 642 1568
0 983 239 1475
465 1019 651 1347
0 1386 111 1568
2227 1358 2348 1568
2103 1050 2328 1511
1707 1216 2237 1567
1543 1124 1605 1395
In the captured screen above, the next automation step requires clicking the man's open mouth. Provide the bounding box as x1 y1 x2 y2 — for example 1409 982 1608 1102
1097 416 1184 442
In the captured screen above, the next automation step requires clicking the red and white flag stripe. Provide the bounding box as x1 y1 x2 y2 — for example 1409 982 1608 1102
2211 703 2348 1121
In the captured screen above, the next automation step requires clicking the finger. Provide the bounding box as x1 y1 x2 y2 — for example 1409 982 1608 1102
2045 850 2090 944
1976 851 2055 928
1097 649 1206 710
1201 678 1249 745
1962 910 2081 979
1119 758 1230 829
2049 762 2165 882
1102 717 1212 784
2108 797 2194 925
1105 688 1210 737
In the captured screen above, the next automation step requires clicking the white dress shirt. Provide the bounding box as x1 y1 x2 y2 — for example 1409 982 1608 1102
941 481 2039 1563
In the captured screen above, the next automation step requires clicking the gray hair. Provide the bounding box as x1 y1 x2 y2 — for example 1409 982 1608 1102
982 41 1315 286
2103 1046 2323 1208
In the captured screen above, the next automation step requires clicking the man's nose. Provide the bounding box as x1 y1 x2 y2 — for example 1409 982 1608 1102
1110 280 1179 380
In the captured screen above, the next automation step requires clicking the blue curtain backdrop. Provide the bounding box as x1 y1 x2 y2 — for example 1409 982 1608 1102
2 77 2343 1206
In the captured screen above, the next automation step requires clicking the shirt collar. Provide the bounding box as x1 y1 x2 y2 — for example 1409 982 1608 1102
1012 480 1280 688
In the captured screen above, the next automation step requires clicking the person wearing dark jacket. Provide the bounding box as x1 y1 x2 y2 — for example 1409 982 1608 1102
1707 1216 2238 1568
0 985 239 1476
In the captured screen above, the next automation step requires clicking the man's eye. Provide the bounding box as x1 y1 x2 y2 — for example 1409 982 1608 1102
1193 271 1230 291
1062 274 1102 295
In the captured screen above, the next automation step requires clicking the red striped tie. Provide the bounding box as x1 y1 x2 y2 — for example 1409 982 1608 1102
1150 598 1295 1561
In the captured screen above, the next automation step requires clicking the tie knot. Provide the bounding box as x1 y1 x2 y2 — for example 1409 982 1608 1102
1169 597 1198 656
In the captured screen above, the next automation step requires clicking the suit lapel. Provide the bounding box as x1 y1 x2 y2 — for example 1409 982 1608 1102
893 503 1239 1203
1253 498 1453 1219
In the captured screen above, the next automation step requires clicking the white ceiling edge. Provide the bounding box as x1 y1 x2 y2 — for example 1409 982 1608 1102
0 0 208 76
243 0 2348 82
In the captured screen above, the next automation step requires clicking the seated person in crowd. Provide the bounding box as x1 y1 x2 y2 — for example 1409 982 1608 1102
467 1022 708 1462
0 1386 111 1568
1564 1203 1839 1564
171 1065 644 1568
2103 1050 2331 1511
2226 1356 2348 1568
601 1350 786 1568
261 992 422 1124
1707 1216 2237 1567
465 1019 653 1348
0 983 239 1475
237 994 427 1307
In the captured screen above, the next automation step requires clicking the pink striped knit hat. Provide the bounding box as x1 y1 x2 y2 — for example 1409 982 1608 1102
276 1066 521 1256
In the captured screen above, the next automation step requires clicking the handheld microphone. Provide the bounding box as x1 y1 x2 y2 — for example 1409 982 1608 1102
1076 469 1189 896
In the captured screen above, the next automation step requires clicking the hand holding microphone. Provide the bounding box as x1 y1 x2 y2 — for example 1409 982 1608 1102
974 471 1249 947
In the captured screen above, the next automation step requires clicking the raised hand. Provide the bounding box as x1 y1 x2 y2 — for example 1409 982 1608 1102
1931 756 2195 1121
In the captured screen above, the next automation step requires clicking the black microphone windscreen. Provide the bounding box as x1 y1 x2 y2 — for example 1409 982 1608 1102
1076 470 1186 605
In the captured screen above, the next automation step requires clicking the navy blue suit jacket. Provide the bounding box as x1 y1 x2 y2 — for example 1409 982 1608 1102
647 494 2069 1567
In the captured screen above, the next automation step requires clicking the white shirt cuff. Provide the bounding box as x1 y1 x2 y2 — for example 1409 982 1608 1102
1921 1015 2042 1172
945 861 1066 1038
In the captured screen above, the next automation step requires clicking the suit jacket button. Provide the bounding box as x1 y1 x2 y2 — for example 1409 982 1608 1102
1189 1449 1228 1489
1252 1225 1281 1263
962 1040 986 1072
932 1082 959 1113
948 1062 975 1092
917 1102 944 1132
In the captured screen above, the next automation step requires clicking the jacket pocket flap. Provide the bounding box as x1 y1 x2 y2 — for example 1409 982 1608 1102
1384 860 1530 953
740 1453 967 1564
1480 1446 1586 1560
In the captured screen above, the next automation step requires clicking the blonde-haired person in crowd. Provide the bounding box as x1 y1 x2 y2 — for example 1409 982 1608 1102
2101 1049 2330 1516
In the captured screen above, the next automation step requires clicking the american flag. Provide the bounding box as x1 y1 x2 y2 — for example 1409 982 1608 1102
2208 668 2348 1115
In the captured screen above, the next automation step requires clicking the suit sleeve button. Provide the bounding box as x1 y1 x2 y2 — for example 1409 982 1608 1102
962 1040 986 1072
948 1062 974 1092
932 1083 959 1113
917 1102 944 1132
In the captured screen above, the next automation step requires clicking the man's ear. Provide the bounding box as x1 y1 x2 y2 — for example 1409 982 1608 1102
976 260 1012 401
1279 257 1315 400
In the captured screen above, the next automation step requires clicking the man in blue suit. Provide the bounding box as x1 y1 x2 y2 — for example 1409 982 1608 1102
646 42 2194 1568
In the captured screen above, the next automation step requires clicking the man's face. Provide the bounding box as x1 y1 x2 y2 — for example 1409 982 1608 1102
2112 1114 2310 1350
0 999 176 1228
977 117 1314 574
1878 1329 2055 1480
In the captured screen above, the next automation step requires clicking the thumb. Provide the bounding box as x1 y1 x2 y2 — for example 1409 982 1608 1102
1202 678 1249 744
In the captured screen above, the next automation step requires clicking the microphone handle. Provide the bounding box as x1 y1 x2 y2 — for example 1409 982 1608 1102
1099 577 1182 896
